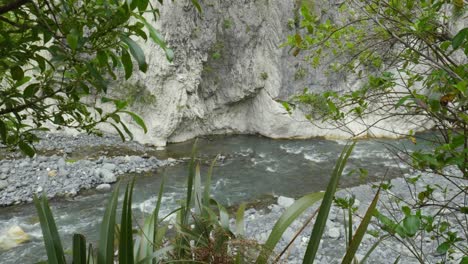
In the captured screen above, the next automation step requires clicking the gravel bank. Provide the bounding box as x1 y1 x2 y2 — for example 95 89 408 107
0 133 176 206
242 168 467 264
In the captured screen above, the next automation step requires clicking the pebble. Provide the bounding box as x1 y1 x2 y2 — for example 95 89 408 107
278 196 295 208
96 184 111 192
0 180 8 190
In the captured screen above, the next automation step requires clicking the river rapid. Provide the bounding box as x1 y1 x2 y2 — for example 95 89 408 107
0 134 431 263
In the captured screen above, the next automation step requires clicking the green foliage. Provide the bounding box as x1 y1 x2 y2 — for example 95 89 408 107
0 0 175 156
303 142 355 263
260 72 268 80
289 5 468 260
288 0 468 178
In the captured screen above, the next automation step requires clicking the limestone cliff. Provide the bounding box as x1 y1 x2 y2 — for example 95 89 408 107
118 0 424 146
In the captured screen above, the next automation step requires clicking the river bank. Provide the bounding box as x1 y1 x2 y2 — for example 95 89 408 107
0 133 181 207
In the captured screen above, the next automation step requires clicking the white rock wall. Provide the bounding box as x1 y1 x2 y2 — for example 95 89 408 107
119 0 428 146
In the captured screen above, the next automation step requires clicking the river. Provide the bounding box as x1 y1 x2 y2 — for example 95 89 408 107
0 134 432 263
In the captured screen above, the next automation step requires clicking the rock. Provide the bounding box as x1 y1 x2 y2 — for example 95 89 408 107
328 227 341 239
96 184 111 192
48 170 57 177
0 174 7 180
57 158 66 169
0 225 30 250
36 186 43 193
97 168 116 183
102 163 117 172
0 180 8 190
278 196 295 208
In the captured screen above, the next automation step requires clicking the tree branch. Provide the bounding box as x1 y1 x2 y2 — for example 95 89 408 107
0 0 30 15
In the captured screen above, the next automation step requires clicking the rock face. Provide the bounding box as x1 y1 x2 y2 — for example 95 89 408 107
118 0 425 146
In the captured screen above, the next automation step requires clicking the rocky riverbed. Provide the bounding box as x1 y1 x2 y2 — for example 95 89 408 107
0 133 466 263
0 133 177 206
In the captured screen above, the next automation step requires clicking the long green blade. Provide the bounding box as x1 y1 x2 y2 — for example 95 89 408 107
203 155 218 214
236 203 246 237
255 192 325 264
119 180 135 264
98 182 120 264
302 142 356 264
341 188 380 264
34 195 66 264
73 234 87 264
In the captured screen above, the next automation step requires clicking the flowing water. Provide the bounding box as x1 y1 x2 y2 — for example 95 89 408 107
0 134 434 263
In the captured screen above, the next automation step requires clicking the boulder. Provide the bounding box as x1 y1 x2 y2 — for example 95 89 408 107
0 225 30 250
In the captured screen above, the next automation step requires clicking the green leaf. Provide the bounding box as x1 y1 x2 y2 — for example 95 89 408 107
34 195 67 264
67 29 79 51
98 183 120 264
191 0 202 13
137 0 149 12
96 50 108 67
342 189 380 264
436 241 450 254
395 95 411 109
255 192 325 264
121 49 133 80
452 28 468 49
73 234 87 264
236 203 246 237
302 142 356 264
23 83 39 98
402 215 420 237
110 123 126 141
122 111 147 133
19 141 35 157
119 180 135 264
0 120 7 143
121 36 148 72
134 15 174 62
11 66 24 81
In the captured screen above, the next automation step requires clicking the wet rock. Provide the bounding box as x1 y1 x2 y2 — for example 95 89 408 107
0 226 30 250
96 184 111 192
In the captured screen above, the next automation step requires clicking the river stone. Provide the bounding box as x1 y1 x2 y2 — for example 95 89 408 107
48 170 57 177
96 184 111 192
0 180 8 190
96 168 116 183
102 163 117 172
278 196 295 208
0 225 30 250
0 174 7 180
57 158 66 169
328 227 341 239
